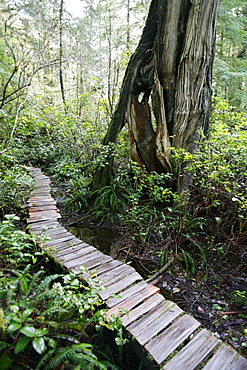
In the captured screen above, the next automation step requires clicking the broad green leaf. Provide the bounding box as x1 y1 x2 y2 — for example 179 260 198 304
9 305 19 313
15 336 30 354
48 338 56 349
22 308 33 321
7 323 21 333
35 328 48 336
20 326 36 337
32 337 45 354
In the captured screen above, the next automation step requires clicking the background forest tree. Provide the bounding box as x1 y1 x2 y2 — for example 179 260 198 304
0 0 246 143
92 0 220 191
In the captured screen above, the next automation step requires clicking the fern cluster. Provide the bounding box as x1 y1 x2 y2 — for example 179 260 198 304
0 216 120 369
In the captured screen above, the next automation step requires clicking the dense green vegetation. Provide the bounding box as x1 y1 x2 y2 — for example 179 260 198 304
0 0 247 367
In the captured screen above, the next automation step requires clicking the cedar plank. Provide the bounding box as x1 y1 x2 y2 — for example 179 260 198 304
53 241 89 253
99 272 142 300
71 254 112 272
106 285 160 320
92 259 122 275
128 301 182 346
29 205 59 212
121 292 164 327
163 329 220 370
64 250 105 269
27 214 61 223
28 221 61 232
55 245 96 262
106 280 150 308
145 314 201 364
44 233 75 244
202 343 247 370
54 238 85 251
29 210 59 218
98 264 136 286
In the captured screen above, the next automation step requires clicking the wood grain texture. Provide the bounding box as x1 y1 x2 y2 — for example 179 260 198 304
202 343 247 370
163 329 220 370
145 314 201 364
121 291 164 327
106 285 160 320
128 301 182 346
93 259 123 276
99 272 142 300
98 264 137 287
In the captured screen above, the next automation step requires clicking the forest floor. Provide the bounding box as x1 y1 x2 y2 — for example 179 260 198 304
51 182 247 359
111 231 247 358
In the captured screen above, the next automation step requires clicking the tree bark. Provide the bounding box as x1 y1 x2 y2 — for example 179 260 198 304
92 0 220 191
59 0 68 114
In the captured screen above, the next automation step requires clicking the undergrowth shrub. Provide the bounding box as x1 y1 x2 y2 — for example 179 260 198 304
87 99 247 274
186 99 247 256
0 215 123 369
0 164 34 220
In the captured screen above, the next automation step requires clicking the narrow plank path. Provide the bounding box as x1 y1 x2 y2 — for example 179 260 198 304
26 167 247 369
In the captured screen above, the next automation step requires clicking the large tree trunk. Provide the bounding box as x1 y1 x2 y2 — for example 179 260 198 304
92 0 220 191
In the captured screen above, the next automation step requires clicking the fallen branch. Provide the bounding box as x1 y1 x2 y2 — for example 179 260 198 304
220 311 246 315
145 257 174 284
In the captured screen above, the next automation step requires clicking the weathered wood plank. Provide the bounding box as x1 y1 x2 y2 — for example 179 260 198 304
27 214 61 223
53 241 89 253
31 184 51 189
106 280 151 308
29 205 59 212
98 272 142 301
28 201 57 206
28 210 60 218
30 190 51 195
163 329 220 370
106 285 160 320
128 301 182 346
32 183 50 187
71 254 113 273
98 264 137 287
64 250 106 269
28 196 54 201
145 314 201 364
55 245 97 263
28 200 57 207
54 238 90 251
92 259 123 276
121 292 164 327
45 225 67 232
32 178 50 182
44 234 76 246
52 242 93 256
45 230 72 240
202 343 247 370
28 221 61 232
32 174 50 179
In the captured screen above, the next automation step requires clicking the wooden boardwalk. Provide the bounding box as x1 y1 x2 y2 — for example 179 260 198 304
26 167 247 369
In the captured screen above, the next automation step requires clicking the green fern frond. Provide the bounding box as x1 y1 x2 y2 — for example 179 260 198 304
42 343 97 370
34 274 61 297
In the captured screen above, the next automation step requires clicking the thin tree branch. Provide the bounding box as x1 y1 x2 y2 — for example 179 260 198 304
0 59 60 107
0 96 29 155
